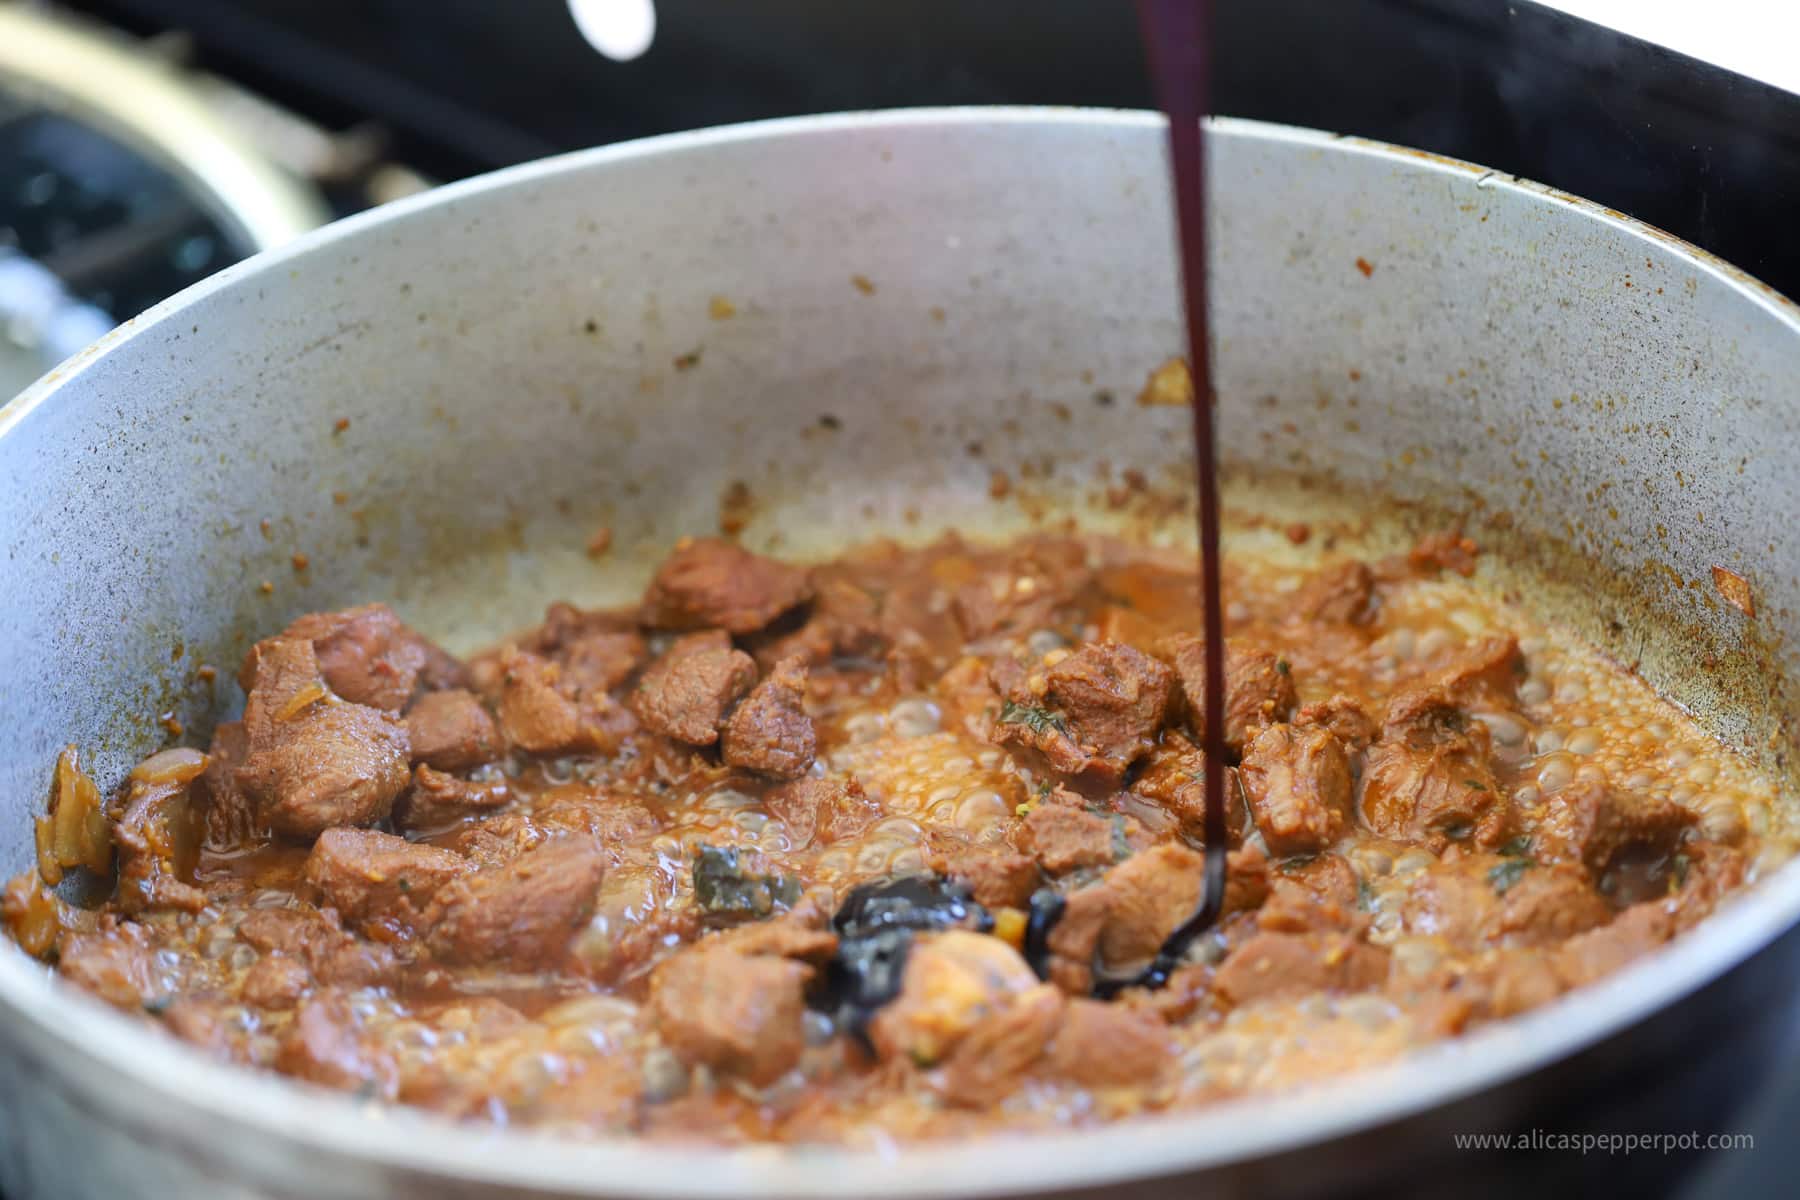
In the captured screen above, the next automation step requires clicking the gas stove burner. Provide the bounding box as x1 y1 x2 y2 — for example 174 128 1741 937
1 104 237 324
0 5 333 389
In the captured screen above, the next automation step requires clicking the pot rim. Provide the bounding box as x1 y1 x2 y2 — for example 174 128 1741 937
4 106 1799 1198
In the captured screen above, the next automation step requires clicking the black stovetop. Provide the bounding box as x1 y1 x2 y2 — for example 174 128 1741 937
62 0 1800 303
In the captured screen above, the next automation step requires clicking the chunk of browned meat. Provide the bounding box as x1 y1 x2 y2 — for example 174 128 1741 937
1212 931 1389 1007
276 989 399 1099
1282 852 1363 912
1240 723 1353 856
396 765 513 831
763 776 879 848
1127 733 1248 843
867 930 1040 1066
721 655 816 778
1045 641 1175 755
159 998 241 1062
940 850 1041 909
1292 694 1378 752
1552 901 1674 988
632 631 757 747
1015 801 1121 874
558 630 648 697
1427 635 1525 711
992 642 1172 789
1461 950 1567 1021
235 635 413 839
237 907 342 960
1161 637 1297 754
198 720 258 848
952 577 1061 642
752 575 889 669
1043 844 1267 993
415 640 472 693
59 923 161 1008
1359 685 1509 850
1084 844 1210 969
237 636 329 746
1290 561 1376 625
648 948 810 1085
1485 862 1612 946
424 838 606 967
641 538 813 635
936 983 1064 1107
1531 779 1693 875
527 602 637 654
1044 997 1173 1089
303 828 468 940
404 689 499 772
112 776 205 914
241 953 313 1010
1398 861 1497 945
237 703 411 840
494 648 604 756
279 604 450 712
236 908 398 988
1257 877 1368 937
1402 856 1609 949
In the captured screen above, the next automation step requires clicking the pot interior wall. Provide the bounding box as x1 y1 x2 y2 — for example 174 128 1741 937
2 111 1798 881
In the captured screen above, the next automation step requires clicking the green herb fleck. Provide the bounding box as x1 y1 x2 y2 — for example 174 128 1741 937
1277 853 1320 874
397 878 411 893
1275 659 1291 676
1498 834 1533 858
1488 857 1536 895
1356 875 1376 912
1000 700 1068 736
1463 779 1488 792
142 996 173 1017
693 845 801 919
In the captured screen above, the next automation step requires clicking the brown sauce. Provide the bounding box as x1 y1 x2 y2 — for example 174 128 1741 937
4 528 1787 1144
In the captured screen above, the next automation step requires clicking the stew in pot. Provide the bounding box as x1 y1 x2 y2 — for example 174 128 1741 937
3 524 1787 1142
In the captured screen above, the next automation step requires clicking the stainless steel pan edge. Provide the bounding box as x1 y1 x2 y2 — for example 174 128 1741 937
2 108 1798 1199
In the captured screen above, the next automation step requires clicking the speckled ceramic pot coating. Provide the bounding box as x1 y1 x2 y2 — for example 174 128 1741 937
2 110 1798 1200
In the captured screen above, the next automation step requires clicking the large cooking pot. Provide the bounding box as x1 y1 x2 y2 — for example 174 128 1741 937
3 109 1799 1199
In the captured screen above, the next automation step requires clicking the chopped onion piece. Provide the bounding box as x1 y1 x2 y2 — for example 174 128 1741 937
277 682 328 721
130 747 211 786
49 746 112 876
33 815 61 887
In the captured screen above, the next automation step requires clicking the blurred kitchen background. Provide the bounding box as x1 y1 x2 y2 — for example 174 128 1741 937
0 0 1796 1192
4 0 1800 402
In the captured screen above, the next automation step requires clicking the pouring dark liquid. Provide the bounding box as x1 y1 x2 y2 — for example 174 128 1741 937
1090 0 1230 994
